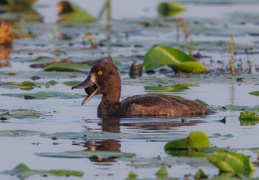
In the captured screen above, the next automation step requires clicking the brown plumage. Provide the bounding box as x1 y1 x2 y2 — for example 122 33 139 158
72 61 212 118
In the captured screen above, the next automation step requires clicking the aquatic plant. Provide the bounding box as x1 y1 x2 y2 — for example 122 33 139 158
143 45 208 73
229 34 235 75
1 163 83 178
207 151 255 174
157 2 185 17
57 1 95 23
176 18 189 41
164 131 210 150
189 37 194 56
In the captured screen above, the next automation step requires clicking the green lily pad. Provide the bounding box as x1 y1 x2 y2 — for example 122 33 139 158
206 152 255 174
40 132 85 140
239 111 259 120
0 109 47 120
239 112 259 126
249 91 259 96
143 45 208 73
157 2 185 17
194 169 208 180
0 81 40 90
1 163 83 179
44 63 89 72
57 1 95 23
127 171 138 180
219 105 249 111
164 131 210 150
145 83 197 92
36 150 136 159
45 80 58 86
155 165 168 177
0 129 43 137
1 91 83 99
63 80 82 87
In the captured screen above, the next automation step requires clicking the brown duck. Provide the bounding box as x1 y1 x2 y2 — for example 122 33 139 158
72 61 212 118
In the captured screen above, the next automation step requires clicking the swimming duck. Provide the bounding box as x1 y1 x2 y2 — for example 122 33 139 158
72 61 212 118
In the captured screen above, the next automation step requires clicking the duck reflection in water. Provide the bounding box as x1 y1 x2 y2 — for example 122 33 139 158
83 117 204 151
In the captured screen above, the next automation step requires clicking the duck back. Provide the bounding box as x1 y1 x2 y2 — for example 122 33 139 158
103 94 210 118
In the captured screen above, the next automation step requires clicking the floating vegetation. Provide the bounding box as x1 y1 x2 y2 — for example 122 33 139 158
194 169 208 179
127 171 138 179
145 83 197 93
1 1 259 179
0 129 43 137
249 91 259 96
1 91 83 99
57 1 95 23
44 63 89 72
207 152 255 174
155 165 168 178
0 81 39 90
239 111 259 126
157 2 185 17
143 45 208 73
0 108 49 120
1 163 83 179
36 150 136 159
164 131 210 150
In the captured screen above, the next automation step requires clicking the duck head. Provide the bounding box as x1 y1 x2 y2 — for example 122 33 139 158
72 61 121 106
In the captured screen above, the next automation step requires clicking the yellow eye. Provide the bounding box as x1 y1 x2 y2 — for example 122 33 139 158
97 70 103 76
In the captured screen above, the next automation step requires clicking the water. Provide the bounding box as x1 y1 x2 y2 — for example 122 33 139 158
1 0 259 179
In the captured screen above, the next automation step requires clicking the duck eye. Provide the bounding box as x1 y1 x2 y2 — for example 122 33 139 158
97 70 103 76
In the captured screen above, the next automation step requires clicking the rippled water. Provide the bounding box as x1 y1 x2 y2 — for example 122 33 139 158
1 0 259 179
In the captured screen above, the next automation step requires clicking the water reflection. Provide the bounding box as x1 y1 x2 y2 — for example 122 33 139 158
101 117 120 133
100 117 205 133
81 117 205 164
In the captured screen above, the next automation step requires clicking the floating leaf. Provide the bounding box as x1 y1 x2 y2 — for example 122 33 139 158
157 2 185 17
145 83 197 92
0 81 39 90
239 111 259 120
40 132 85 140
0 109 47 120
206 152 255 174
155 165 168 177
164 131 210 150
143 45 208 73
36 150 135 159
239 111 259 126
57 1 95 23
1 163 83 178
219 105 249 111
44 63 89 72
249 91 259 96
63 80 82 87
127 171 138 180
0 129 43 137
194 169 208 180
1 91 83 99
48 170 83 177
219 117 226 124
45 80 58 86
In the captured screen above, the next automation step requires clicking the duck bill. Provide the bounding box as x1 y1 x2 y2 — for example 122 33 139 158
71 77 98 106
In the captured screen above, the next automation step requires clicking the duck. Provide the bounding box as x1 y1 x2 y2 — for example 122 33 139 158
72 60 212 118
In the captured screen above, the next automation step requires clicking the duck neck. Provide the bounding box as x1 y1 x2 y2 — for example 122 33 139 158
98 80 121 117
